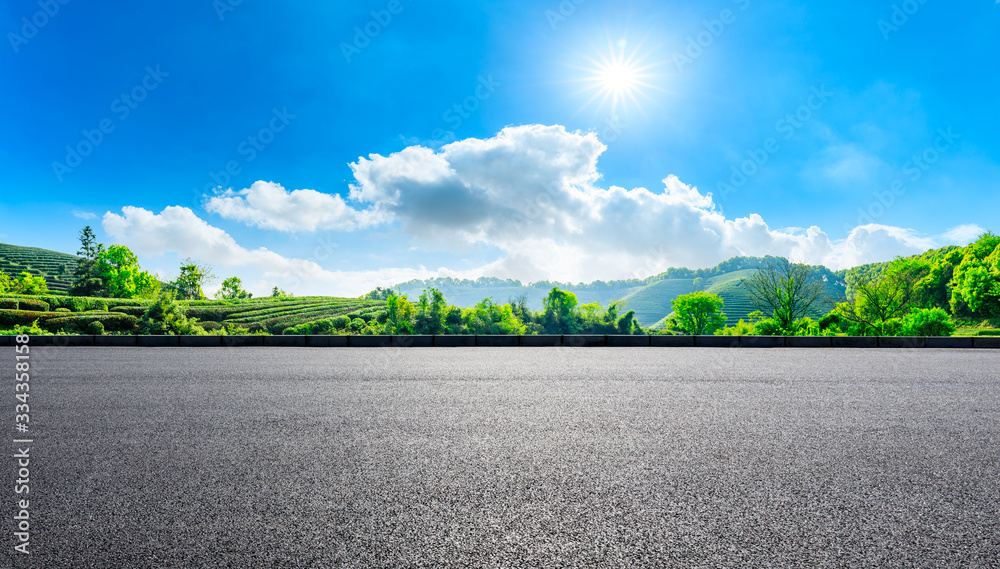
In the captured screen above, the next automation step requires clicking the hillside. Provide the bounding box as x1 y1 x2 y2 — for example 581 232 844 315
0 243 82 294
394 258 849 329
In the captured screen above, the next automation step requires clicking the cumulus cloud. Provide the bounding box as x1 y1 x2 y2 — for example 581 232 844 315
142 124 983 287
204 180 382 232
102 206 475 296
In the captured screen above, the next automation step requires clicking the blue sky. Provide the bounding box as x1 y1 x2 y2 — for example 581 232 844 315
1 0 997 296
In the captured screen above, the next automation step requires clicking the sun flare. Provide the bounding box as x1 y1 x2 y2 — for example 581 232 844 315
574 38 660 118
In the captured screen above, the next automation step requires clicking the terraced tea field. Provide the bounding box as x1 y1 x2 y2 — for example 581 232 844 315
0 294 387 335
0 243 81 293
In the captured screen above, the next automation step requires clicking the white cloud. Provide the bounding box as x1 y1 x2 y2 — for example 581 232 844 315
72 210 97 220
204 180 382 232
101 205 477 296
109 124 985 290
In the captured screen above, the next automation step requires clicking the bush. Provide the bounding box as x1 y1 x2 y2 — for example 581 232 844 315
139 291 203 335
977 329 1000 336
0 310 60 328
16 298 50 312
43 313 138 333
898 308 955 337
86 321 105 335
110 306 147 317
0 298 19 310
54 307 72 313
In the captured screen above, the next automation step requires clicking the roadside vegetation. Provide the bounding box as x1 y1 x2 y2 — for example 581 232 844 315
0 227 997 337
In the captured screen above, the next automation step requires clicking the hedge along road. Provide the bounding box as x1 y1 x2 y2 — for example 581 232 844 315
3 347 999 568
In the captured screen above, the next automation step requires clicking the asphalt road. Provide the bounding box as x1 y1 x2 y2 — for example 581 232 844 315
2 347 999 568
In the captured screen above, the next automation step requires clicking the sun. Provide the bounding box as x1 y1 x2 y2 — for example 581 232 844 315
574 38 660 118
600 61 638 94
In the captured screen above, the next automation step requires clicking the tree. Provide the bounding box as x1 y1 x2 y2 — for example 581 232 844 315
836 258 921 335
384 292 415 334
169 259 214 300
364 287 395 301
616 310 642 335
139 289 203 335
414 288 447 334
542 287 580 334
669 291 726 335
70 226 108 297
899 308 955 337
271 286 292 299
742 257 826 331
12 272 49 295
216 276 252 300
95 245 158 299
77 226 102 260
950 233 1000 317
0 270 11 294
463 297 526 335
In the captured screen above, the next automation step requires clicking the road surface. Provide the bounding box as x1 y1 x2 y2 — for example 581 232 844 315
3 347 999 568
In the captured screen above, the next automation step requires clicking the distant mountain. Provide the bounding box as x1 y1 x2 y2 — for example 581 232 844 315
0 243 82 294
393 257 849 328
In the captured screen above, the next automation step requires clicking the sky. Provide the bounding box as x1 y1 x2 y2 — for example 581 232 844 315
1 0 998 296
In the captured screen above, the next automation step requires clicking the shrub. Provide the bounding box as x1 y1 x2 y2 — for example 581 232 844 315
139 291 203 335
898 308 955 337
110 306 147 317
54 307 72 313
0 298 19 310
977 329 1000 336
86 321 106 335
0 310 60 328
43 313 138 333
17 298 50 312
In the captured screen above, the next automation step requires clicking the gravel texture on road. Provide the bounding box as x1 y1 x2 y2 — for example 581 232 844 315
2 347 999 568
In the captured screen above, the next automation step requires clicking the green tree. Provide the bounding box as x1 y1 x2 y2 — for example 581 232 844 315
70 226 108 297
216 276 252 300
95 245 158 299
169 259 214 300
899 308 955 337
542 287 580 334
384 292 415 334
837 258 921 335
463 297 527 335
742 257 827 331
0 270 11 294
669 291 726 335
414 288 447 334
616 310 642 335
950 233 1000 317
77 225 102 260
271 286 292 299
138 290 203 335
364 287 395 301
9 272 49 295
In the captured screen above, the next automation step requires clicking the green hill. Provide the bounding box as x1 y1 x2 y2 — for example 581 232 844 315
394 257 849 329
0 243 82 294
